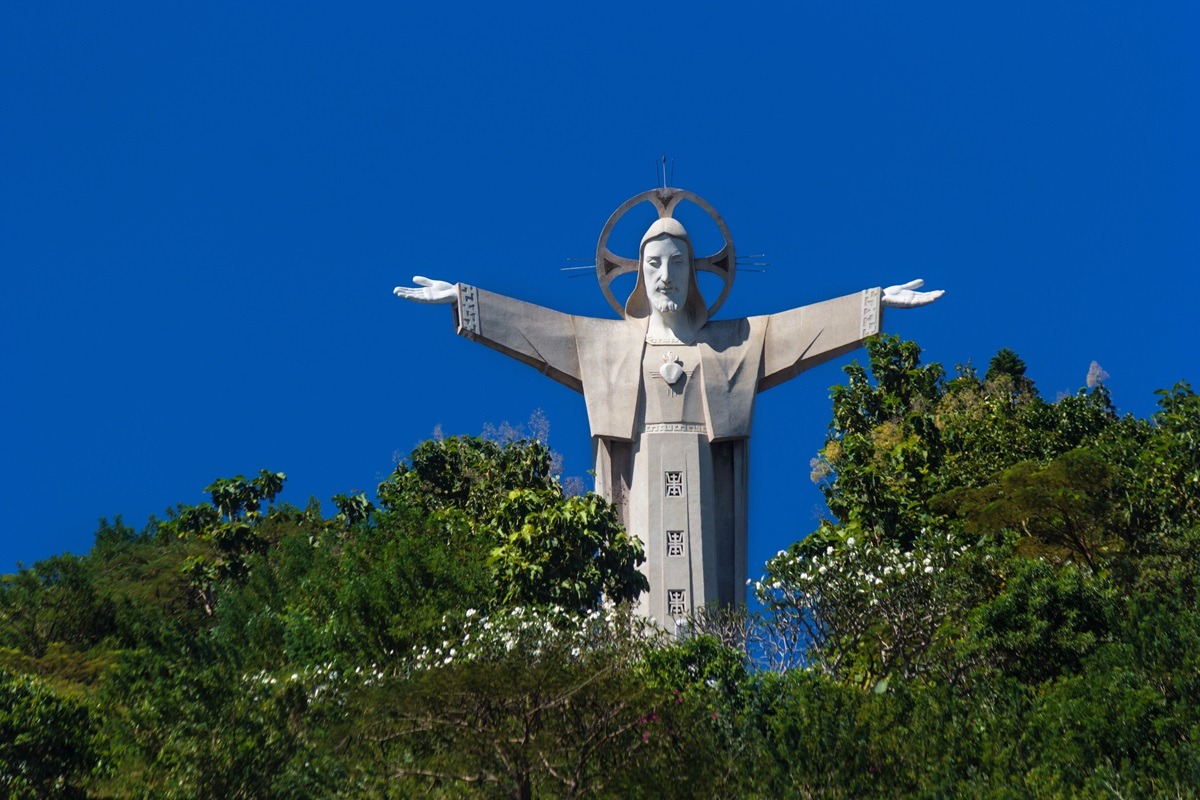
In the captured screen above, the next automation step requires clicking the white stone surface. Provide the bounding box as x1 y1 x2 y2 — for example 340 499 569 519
393 192 942 631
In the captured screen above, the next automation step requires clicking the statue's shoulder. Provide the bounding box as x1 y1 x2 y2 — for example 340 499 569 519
573 314 645 341
696 316 762 347
701 317 750 333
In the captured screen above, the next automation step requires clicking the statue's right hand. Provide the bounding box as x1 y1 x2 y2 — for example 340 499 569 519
393 276 458 304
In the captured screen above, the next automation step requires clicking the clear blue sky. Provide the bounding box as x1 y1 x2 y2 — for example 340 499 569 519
3 3 1197 575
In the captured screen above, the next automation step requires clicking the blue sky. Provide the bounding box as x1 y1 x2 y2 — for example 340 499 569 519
3 3 1197 576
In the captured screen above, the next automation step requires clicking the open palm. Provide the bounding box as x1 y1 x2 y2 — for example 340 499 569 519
882 279 944 308
393 276 457 304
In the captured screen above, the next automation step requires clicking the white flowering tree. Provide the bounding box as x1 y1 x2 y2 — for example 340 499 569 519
756 531 989 683
341 606 689 800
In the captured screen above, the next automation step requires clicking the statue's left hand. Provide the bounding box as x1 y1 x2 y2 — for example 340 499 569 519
882 279 944 308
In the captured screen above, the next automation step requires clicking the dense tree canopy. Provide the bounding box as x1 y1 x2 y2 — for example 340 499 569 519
2 340 1198 798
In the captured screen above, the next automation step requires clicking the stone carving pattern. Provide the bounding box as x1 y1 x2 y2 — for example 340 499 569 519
459 284 481 335
644 422 706 434
861 287 881 338
667 530 685 557
667 589 686 616
664 471 683 497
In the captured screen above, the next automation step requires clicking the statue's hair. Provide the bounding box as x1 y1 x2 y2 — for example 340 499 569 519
624 218 708 326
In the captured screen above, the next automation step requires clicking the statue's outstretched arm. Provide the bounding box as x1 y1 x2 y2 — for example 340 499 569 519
392 278 585 393
393 276 457 304
881 279 944 308
759 280 941 391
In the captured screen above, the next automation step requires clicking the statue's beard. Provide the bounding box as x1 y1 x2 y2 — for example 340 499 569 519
650 292 680 314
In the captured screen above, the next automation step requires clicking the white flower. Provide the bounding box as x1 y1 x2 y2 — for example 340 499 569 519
847 537 856 547
465 608 477 618
924 565 934 573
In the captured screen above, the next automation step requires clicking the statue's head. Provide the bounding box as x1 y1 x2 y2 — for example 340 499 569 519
625 218 709 326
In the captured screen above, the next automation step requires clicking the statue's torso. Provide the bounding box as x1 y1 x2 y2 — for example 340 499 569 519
640 343 706 430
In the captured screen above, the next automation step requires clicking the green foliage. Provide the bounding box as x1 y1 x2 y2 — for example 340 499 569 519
197 470 285 520
1127 382 1200 532
159 470 288 615
377 435 553 520
488 488 647 612
964 559 1116 683
760 528 1006 683
937 448 1121 569
345 621 664 800
1 358 1198 797
331 492 374 528
984 346 1036 395
760 338 1200 796
757 669 887 797
0 668 99 799
0 554 114 659
99 629 338 800
933 366 1116 493
379 435 646 617
634 634 768 797
278 507 492 666
818 335 946 547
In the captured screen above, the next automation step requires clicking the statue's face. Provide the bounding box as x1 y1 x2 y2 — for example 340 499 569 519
641 235 690 314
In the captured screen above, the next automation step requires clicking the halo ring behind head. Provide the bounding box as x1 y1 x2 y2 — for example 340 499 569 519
594 188 736 319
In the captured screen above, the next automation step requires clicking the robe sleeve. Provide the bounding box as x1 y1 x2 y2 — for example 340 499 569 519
758 288 882 392
453 284 583 393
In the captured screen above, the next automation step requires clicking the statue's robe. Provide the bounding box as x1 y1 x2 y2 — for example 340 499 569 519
452 283 882 629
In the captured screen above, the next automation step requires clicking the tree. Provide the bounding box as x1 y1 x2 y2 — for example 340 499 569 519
936 448 1122 571
0 554 113 659
488 488 646 612
934 353 1116 494
963 559 1115 684
378 435 646 615
99 624 338 800
758 528 1002 683
1124 382 1200 533
814 335 946 548
984 346 1036 395
159 470 287 615
0 669 99 798
345 610 673 800
377 436 554 521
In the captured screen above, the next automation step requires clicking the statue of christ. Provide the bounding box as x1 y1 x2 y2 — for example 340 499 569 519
394 189 942 630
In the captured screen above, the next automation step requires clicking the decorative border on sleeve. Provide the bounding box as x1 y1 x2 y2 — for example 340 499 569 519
861 287 881 338
458 284 481 336
641 422 707 434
